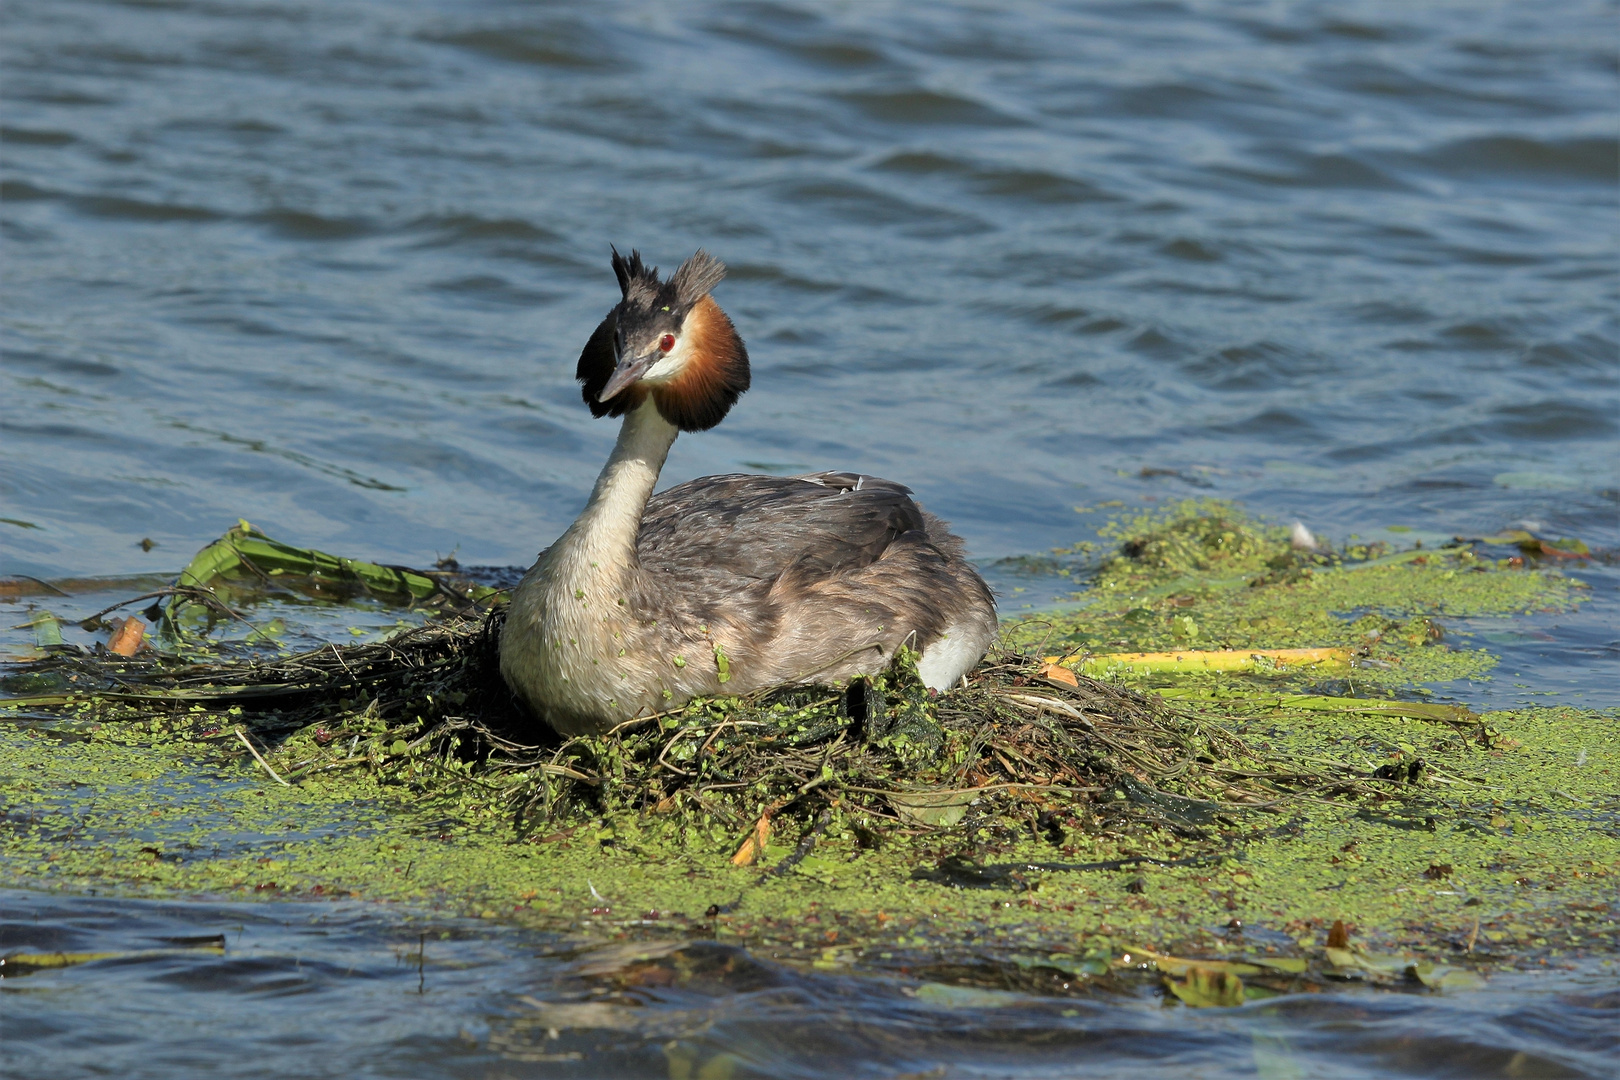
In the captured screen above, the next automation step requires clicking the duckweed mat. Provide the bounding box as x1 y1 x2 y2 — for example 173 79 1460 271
3 502 1614 1004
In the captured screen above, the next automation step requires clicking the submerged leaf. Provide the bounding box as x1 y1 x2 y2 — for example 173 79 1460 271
1166 965 1246 1007
913 982 1025 1008
1127 948 1263 977
571 940 685 977
1410 960 1486 992
888 788 975 827
1323 946 1359 969
1325 943 1412 983
516 997 645 1031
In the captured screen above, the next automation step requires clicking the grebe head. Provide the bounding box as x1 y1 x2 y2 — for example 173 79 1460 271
577 247 751 432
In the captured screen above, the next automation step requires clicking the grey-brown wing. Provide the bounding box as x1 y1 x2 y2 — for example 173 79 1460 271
636 472 928 583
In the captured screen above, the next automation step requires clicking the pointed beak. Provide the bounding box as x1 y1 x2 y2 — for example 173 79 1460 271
598 346 653 402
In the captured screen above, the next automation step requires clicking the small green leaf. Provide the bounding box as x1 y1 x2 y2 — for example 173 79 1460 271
28 612 63 648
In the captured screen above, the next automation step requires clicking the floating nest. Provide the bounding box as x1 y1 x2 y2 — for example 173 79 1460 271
5 602 1368 856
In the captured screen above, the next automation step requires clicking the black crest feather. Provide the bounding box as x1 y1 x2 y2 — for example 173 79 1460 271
608 246 728 317
576 312 621 419
668 250 727 309
611 245 660 305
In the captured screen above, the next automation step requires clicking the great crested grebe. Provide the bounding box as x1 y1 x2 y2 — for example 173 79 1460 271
499 248 997 736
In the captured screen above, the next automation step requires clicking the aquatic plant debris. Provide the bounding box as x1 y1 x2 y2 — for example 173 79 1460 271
1004 499 1585 695
1 504 1612 1004
106 616 146 657
159 520 500 650
1065 646 1351 676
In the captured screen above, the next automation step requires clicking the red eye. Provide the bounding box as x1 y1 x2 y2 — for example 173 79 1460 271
659 334 675 352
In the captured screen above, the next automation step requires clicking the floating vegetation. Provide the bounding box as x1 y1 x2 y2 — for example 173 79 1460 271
1005 498 1585 694
162 520 501 650
2 503 1613 997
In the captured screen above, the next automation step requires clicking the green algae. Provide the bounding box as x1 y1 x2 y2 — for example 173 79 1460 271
1005 499 1582 696
2 504 1613 1001
3 700 1613 993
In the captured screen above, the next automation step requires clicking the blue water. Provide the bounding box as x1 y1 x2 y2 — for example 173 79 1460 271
3 1 1617 1075
4 890 1617 1080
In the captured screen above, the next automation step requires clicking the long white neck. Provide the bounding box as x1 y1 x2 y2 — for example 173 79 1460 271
554 397 679 569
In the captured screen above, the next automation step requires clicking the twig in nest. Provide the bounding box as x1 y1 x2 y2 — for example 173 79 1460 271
80 587 253 629
762 806 834 879
234 728 292 787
